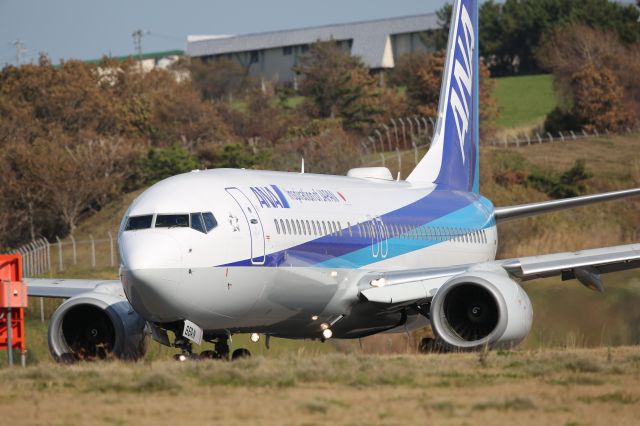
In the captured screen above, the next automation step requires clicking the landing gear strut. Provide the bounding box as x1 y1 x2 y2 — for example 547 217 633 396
173 333 251 361
173 338 193 361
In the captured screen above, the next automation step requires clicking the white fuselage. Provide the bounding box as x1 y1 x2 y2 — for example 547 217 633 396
119 169 497 338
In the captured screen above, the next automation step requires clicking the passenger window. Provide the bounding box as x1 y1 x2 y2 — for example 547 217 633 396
337 221 343 236
312 221 317 235
274 219 280 234
306 220 311 235
280 219 286 235
202 213 217 232
347 222 352 237
156 214 189 228
295 220 301 235
191 213 206 234
286 219 292 234
357 223 362 237
322 222 328 235
125 215 153 231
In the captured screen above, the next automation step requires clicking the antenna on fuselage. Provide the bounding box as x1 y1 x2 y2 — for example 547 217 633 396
301 157 305 174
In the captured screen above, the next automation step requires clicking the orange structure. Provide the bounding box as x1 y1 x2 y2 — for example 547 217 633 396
0 254 27 367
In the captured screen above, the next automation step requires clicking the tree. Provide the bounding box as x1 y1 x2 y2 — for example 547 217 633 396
423 3 453 51
479 0 640 75
568 64 632 132
175 57 256 101
393 51 498 140
133 144 199 186
538 24 639 132
295 41 380 132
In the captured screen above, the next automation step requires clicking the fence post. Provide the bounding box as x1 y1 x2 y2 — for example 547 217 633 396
55 236 63 272
28 242 38 276
70 235 77 265
399 118 407 149
396 147 402 176
380 152 386 167
582 129 588 138
421 117 429 141
559 132 565 142
546 132 553 143
515 136 520 148
44 238 51 274
536 133 542 144
526 134 531 145
407 117 415 143
40 297 45 323
375 129 385 152
368 136 377 154
413 117 422 138
90 234 96 268
503 136 508 147
390 119 399 149
383 124 392 151
570 131 577 140
594 128 599 137
39 239 46 275
108 231 115 267
412 141 418 166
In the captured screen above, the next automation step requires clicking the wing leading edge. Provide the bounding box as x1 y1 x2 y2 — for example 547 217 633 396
25 278 121 298
494 188 640 223
360 243 640 305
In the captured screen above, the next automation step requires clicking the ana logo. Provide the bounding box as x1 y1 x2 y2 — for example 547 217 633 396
250 185 291 209
448 4 474 163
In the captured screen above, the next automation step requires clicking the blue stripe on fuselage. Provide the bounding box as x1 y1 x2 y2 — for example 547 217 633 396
220 188 494 268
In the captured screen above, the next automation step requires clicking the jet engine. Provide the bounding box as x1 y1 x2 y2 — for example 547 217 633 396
430 270 532 350
48 283 147 362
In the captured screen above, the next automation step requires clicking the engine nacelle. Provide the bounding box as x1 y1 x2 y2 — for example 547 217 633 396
48 283 147 362
430 270 533 350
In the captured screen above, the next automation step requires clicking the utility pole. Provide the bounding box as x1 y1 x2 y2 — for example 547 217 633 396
132 29 147 72
12 39 26 66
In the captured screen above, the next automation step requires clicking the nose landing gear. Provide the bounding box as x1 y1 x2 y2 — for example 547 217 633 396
173 334 250 361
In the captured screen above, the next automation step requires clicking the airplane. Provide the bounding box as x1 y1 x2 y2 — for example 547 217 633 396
28 0 640 362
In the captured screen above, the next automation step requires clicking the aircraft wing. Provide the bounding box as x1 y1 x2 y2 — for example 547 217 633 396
494 188 640 223
25 278 121 298
360 243 640 305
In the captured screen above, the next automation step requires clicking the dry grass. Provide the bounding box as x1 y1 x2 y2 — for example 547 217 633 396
1 347 639 425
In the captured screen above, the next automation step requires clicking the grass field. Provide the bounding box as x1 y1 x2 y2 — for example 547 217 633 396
1 347 640 425
6 133 637 367
493 74 557 130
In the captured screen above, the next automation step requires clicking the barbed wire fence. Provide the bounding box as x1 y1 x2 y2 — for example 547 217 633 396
360 116 640 169
16 232 119 278
13 233 119 323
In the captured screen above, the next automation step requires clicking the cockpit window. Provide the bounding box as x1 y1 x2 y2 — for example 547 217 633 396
188 212 217 234
155 214 189 228
190 213 206 233
202 212 217 232
125 215 153 231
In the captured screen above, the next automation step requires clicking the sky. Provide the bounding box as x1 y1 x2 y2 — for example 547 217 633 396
0 0 451 65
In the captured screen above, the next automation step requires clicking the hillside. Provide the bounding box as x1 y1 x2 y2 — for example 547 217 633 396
493 74 557 130
16 134 640 364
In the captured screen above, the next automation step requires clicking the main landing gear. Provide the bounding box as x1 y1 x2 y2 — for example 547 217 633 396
173 334 251 362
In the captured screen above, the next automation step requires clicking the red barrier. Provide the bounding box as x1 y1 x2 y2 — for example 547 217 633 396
0 254 27 367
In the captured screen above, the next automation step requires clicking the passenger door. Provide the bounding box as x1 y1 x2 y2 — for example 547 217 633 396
226 188 266 265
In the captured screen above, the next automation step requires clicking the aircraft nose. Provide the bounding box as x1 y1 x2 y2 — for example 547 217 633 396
120 233 184 322
120 232 182 270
